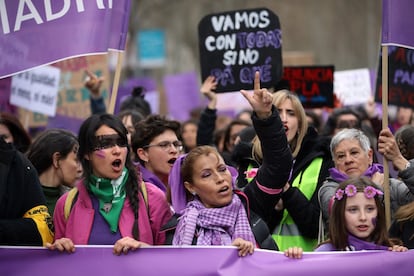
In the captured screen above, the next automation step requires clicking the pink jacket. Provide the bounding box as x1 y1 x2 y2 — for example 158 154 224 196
53 179 172 245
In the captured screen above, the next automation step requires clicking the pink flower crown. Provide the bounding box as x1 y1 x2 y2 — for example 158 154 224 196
335 184 384 201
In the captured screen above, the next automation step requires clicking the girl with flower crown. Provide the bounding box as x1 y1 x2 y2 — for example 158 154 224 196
285 177 407 258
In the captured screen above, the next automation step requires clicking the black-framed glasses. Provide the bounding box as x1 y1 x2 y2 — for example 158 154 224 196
143 140 183 152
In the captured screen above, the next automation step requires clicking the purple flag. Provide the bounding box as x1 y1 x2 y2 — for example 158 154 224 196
382 0 414 49
0 0 131 79
0 246 413 276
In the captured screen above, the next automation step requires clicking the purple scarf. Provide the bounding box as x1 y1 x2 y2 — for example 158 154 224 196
172 196 256 246
346 234 388 251
328 163 384 182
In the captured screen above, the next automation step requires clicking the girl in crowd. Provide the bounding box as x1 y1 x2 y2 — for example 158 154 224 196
46 114 172 254
132 114 182 193
27 129 81 216
163 72 293 252
286 177 407 258
253 90 333 251
319 128 414 228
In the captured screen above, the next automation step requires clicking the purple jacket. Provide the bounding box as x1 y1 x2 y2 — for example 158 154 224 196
53 179 172 245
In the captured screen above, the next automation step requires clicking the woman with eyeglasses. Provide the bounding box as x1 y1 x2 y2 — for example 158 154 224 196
132 114 183 193
46 114 172 254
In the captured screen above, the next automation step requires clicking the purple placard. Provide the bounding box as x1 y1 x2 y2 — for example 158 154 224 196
0 0 131 79
46 113 84 135
0 246 413 276
382 0 414 49
163 72 202 121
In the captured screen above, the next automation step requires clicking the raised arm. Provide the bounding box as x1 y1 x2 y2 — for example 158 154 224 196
240 71 293 221
196 76 218 146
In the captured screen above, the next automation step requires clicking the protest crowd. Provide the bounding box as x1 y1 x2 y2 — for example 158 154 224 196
1 1 414 275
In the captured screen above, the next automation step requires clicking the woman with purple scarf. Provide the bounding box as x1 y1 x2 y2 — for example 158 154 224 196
319 128 414 231
162 72 293 253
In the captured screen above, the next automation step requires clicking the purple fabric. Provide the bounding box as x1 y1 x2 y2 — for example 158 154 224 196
163 72 201 121
1 246 414 275
328 163 384 182
173 196 255 246
169 154 188 214
382 0 414 49
0 1 131 78
315 235 389 252
138 163 167 193
108 0 131 51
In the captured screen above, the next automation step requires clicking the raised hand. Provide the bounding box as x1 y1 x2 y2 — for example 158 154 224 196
240 71 273 119
200 76 218 109
84 69 104 98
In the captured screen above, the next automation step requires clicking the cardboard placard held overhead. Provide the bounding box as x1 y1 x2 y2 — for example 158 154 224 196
375 46 414 108
198 8 282 93
281 65 334 108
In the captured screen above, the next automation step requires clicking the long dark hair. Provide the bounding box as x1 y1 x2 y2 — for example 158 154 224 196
0 112 31 153
78 114 141 240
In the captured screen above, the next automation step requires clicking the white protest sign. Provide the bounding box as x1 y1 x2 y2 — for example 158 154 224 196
10 65 61 116
334 68 371 106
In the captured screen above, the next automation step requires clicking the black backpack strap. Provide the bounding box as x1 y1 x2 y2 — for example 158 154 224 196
160 213 180 245
234 190 279 251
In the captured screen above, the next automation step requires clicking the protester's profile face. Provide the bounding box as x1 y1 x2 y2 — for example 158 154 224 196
333 139 372 178
185 152 233 208
277 99 299 143
59 145 81 187
87 125 128 179
344 192 378 240
0 123 13 144
121 115 135 147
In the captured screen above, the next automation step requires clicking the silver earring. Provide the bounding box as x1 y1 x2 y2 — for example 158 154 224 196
191 191 197 196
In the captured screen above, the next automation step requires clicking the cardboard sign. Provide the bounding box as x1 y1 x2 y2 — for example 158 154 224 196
10 65 61 116
375 46 414 107
198 8 282 93
281 65 334 108
334 68 372 106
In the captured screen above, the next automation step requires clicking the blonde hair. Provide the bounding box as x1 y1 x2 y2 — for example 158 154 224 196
252 90 307 163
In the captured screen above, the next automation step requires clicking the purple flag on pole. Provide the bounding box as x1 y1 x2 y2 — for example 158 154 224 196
0 0 131 79
382 0 414 49
0 246 413 276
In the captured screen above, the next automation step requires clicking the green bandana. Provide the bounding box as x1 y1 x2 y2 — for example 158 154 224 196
88 168 129 233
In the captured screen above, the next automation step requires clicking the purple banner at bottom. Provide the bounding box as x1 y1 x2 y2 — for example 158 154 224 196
1 246 413 276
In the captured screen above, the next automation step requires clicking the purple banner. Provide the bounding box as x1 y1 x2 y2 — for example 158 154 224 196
0 0 131 79
0 246 413 276
382 0 414 49
163 72 201 121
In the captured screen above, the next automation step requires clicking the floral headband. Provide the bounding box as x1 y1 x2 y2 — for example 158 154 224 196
335 184 384 201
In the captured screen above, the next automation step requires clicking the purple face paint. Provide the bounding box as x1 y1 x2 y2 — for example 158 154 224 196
95 149 106 159
372 217 377 227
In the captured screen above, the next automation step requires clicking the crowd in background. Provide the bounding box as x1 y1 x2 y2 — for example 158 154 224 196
1 70 414 258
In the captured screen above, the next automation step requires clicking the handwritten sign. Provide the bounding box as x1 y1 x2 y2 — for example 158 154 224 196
10 65 61 116
281 65 334 108
375 46 414 107
334 68 372 106
198 8 282 93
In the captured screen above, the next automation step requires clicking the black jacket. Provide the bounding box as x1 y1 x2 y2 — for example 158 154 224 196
0 139 53 245
269 127 333 238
